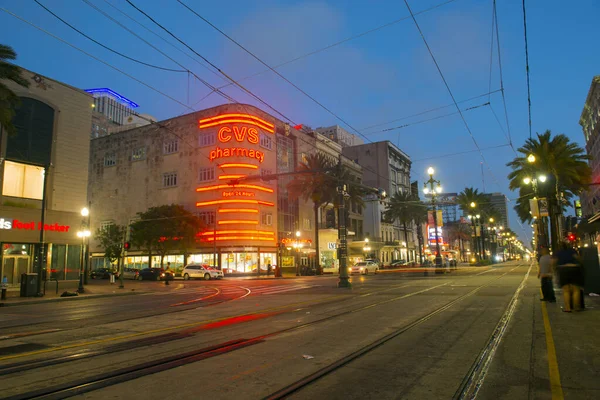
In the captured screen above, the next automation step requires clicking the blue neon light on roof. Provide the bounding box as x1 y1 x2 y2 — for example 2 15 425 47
84 88 139 108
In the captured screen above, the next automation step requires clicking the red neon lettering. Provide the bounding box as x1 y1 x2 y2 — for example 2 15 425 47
233 126 247 142
218 126 232 143
247 127 259 144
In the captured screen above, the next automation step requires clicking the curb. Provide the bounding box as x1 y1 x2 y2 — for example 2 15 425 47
0 290 144 307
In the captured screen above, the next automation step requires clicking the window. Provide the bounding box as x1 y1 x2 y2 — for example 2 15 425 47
199 132 215 147
301 152 308 164
132 147 146 161
260 133 272 150
198 166 215 182
100 221 114 231
198 211 215 226
261 212 273 226
303 218 311 230
2 161 45 200
163 139 179 154
261 169 273 177
104 152 116 167
163 172 177 188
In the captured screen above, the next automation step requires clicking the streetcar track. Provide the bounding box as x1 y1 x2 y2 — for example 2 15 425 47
263 263 526 399
0 266 526 399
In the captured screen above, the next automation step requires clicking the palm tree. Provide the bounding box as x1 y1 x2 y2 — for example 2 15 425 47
457 187 486 259
383 191 427 262
287 153 336 272
0 44 30 137
507 130 591 251
446 222 471 262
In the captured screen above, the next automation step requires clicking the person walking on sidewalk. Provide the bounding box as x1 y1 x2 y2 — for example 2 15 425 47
553 242 584 312
537 246 555 302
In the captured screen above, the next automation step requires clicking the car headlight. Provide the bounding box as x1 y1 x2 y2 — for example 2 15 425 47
348 267 352 271
360 267 364 271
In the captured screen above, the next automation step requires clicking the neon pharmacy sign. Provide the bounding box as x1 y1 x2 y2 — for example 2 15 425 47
0 218 71 232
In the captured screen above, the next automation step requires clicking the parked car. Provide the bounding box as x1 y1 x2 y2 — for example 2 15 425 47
121 268 140 280
366 259 382 268
348 261 379 275
182 264 224 280
390 260 408 267
90 268 118 279
138 268 174 281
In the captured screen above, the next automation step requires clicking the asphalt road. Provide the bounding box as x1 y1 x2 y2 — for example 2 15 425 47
0 261 556 400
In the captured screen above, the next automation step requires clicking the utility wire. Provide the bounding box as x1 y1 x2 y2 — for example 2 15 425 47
412 143 511 162
521 0 533 139
100 0 228 85
0 8 222 171
487 0 495 102
175 0 375 146
402 0 503 190
33 0 186 73
493 0 514 149
359 89 501 132
367 102 489 135
193 0 462 93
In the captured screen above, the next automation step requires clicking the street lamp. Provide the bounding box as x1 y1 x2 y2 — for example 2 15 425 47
76 229 91 293
527 154 536 163
423 167 443 269
81 206 90 285
295 231 302 276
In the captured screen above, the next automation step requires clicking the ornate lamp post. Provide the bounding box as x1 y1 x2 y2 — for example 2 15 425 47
423 167 443 269
293 230 303 276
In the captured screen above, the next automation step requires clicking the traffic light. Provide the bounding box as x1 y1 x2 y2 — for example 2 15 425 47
124 242 131 250
567 233 576 242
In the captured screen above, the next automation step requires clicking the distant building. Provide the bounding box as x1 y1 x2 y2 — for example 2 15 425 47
579 75 600 217
342 141 414 264
484 192 509 229
315 125 364 148
86 88 149 138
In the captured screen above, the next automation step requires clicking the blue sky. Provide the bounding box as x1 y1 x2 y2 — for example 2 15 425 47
2 0 599 244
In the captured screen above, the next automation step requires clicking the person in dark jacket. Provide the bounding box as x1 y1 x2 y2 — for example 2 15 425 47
553 242 584 312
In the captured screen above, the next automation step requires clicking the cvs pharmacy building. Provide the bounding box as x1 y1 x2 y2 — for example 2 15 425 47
89 104 282 274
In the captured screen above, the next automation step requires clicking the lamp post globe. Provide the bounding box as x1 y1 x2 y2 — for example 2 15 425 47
527 154 536 163
470 202 476 208
538 174 547 183
81 207 89 217
427 167 435 176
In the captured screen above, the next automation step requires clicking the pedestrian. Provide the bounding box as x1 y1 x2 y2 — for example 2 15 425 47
267 263 272 276
537 246 555 302
553 242 584 312
165 262 171 286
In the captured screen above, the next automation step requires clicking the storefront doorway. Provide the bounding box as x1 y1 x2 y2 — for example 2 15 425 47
2 243 33 286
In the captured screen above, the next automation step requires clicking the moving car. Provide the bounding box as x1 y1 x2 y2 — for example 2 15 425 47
138 268 174 281
182 264 224 280
348 261 379 275
90 268 118 279
121 268 140 280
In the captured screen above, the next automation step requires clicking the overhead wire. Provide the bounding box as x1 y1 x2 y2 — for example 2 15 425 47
412 143 511 163
33 0 186 73
521 0 533 140
0 7 224 172
402 0 503 191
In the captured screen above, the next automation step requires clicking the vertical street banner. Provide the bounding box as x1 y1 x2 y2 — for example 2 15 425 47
538 198 549 217
427 210 444 226
529 199 540 217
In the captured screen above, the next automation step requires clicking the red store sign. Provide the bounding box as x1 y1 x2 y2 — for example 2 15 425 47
0 218 71 232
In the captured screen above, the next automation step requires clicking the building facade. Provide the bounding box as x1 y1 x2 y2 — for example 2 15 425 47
1 68 92 286
579 75 600 217
88 104 357 275
87 88 149 138
342 141 414 265
484 192 509 229
315 125 364 148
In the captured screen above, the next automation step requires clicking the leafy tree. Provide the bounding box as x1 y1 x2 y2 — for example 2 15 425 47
130 204 204 268
507 130 591 250
0 44 30 137
383 191 427 261
95 224 125 265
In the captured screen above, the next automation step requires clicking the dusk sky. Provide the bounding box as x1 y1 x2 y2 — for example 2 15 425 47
2 0 599 244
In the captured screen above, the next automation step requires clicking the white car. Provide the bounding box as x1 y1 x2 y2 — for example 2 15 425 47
349 261 379 275
182 264 224 280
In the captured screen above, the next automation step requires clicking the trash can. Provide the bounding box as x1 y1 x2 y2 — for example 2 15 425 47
20 273 38 297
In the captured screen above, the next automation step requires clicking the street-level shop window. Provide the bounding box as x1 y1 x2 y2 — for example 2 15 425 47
2 161 44 200
163 172 177 188
198 166 215 182
260 132 272 150
261 212 273 226
199 132 215 147
198 211 215 226
104 152 116 167
163 139 179 155
132 147 146 161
